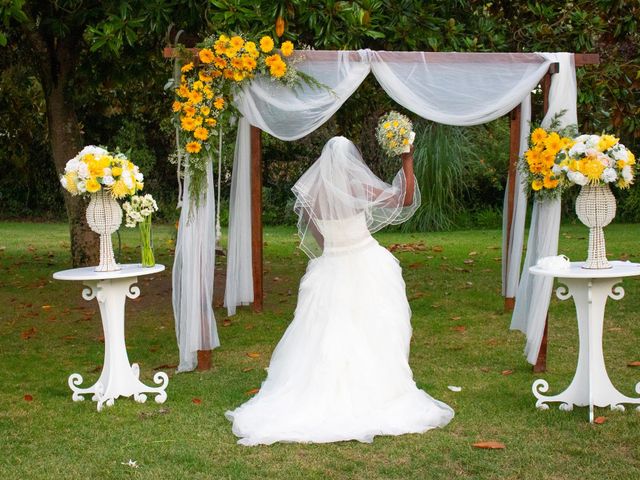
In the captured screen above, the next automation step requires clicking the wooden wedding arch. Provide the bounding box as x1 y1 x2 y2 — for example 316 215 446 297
164 46 599 371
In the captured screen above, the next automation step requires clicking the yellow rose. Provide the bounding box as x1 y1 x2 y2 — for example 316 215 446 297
85 178 101 193
111 166 123 177
111 179 129 198
531 179 543 191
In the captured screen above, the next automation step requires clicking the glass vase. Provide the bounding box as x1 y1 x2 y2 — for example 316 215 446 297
139 216 155 267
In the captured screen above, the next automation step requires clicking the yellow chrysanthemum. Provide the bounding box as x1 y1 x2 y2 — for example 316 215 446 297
205 118 217 127
233 71 244 82
265 54 281 67
188 90 203 104
194 116 203 126
63 172 78 194
531 128 547 145
224 46 238 58
260 36 274 53
199 71 213 82
525 149 540 164
192 80 204 91
172 101 182 112
582 158 605 182
231 57 244 69
223 69 234 79
203 87 213 99
213 56 227 69
531 179 543 191
617 159 627 169
214 97 225 110
386 131 393 139
186 141 201 154
181 62 194 73
111 179 129 198
200 106 211 116
181 117 197 131
270 60 286 78
392 120 399 127
242 55 257 71
543 132 561 155
383 122 391 130
230 36 244 50
111 166 123 177
214 40 226 55
194 127 209 141
198 48 214 64
628 151 636 165
281 40 294 57
177 85 190 98
183 105 196 117
219 34 229 42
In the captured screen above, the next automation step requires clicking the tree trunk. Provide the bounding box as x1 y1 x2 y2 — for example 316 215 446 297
46 84 99 267
30 28 99 267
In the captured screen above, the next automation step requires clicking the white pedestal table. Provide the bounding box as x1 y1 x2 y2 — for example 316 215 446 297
53 264 169 411
530 261 640 422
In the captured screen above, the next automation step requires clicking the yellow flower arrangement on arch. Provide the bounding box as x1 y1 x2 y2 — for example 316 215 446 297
170 33 321 202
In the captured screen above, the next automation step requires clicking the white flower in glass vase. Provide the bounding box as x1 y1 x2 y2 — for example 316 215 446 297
123 194 159 267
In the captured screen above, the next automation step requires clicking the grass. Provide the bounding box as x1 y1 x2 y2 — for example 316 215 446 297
1 221 640 479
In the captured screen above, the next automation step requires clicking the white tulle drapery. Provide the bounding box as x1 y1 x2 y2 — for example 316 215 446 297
510 53 578 364
501 95 531 298
224 50 565 315
224 118 254 315
172 159 220 372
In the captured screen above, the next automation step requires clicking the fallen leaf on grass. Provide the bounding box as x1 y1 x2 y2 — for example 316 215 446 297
463 259 475 265
501 370 514 376
627 361 640 367
192 398 202 405
24 394 33 402
468 251 478 256
246 388 260 395
451 316 462 321
21 327 37 340
447 385 462 392
41 305 52 310
246 352 260 358
222 319 232 327
242 367 254 373
472 441 505 449
594 416 607 424
408 262 423 269
88 365 102 373
432 246 443 253
61 335 77 341
452 326 466 333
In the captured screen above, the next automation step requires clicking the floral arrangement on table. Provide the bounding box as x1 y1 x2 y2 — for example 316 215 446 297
59 145 145 272
376 111 415 157
560 134 635 189
171 33 320 203
123 194 159 267
519 114 576 200
60 146 144 198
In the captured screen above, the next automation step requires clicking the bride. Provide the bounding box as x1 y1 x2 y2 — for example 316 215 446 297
226 136 454 445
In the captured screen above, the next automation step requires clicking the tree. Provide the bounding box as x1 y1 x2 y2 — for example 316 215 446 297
0 0 208 265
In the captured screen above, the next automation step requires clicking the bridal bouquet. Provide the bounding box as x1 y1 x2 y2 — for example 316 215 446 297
560 134 635 188
376 111 415 157
123 194 159 267
60 146 144 199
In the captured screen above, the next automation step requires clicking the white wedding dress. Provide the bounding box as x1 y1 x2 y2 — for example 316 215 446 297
225 211 454 445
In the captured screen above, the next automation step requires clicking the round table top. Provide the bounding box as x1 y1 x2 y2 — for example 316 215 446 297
530 260 640 279
53 263 165 281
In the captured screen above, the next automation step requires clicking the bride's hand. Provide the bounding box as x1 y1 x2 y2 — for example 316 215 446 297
401 144 414 161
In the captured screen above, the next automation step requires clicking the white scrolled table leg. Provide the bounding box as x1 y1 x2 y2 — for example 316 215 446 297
533 276 640 421
68 277 169 411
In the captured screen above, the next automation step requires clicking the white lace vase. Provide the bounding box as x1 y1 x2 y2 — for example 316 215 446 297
575 184 616 269
86 190 122 272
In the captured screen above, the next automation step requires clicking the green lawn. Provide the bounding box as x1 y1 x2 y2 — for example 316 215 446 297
1 221 640 479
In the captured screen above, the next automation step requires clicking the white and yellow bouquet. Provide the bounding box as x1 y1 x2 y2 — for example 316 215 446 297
560 134 635 188
60 146 144 199
123 194 158 267
376 111 415 157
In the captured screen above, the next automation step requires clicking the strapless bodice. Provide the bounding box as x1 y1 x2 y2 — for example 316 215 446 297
316 213 374 254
